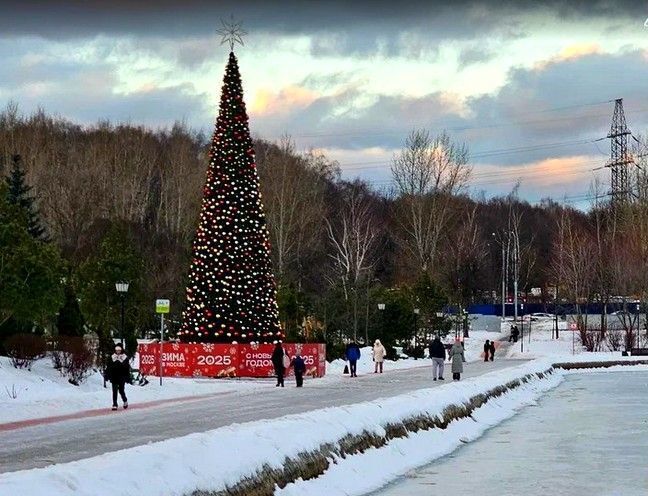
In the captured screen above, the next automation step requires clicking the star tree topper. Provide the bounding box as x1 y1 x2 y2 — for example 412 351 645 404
217 17 247 51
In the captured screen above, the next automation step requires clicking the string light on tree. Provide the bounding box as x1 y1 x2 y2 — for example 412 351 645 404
179 22 282 344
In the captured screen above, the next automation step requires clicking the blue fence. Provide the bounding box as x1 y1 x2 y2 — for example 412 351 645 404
463 303 641 317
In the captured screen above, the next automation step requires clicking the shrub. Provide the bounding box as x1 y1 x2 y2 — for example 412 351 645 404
3 333 47 370
65 338 94 385
606 329 623 351
50 336 95 384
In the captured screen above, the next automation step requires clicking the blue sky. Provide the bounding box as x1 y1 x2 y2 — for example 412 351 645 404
3 1 648 207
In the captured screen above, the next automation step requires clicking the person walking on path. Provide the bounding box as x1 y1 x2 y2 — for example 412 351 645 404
483 340 491 362
449 338 466 381
428 336 446 381
372 339 386 373
345 341 361 377
106 344 131 410
272 341 288 387
291 353 306 387
489 341 496 361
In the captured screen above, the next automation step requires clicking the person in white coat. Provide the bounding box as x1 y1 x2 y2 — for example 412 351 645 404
372 339 386 373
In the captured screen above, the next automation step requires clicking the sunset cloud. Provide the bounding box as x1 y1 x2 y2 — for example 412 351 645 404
250 85 319 116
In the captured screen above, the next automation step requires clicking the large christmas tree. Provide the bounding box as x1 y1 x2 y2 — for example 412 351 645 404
179 51 282 344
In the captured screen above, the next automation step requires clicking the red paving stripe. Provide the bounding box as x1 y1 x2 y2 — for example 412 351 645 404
0 390 234 433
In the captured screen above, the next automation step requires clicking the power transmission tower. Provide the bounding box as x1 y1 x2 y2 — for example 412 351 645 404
605 98 634 207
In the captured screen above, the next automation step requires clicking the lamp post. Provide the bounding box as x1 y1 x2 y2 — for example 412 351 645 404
115 282 129 347
377 303 385 347
413 308 420 359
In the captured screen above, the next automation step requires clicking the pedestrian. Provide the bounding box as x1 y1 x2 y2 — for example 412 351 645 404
372 339 386 373
513 325 520 342
489 340 496 361
483 340 490 362
291 354 306 387
428 336 446 381
449 338 466 381
272 341 287 387
508 325 515 342
345 341 361 377
106 343 131 411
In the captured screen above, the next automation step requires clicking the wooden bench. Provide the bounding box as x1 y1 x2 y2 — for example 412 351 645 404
630 348 648 356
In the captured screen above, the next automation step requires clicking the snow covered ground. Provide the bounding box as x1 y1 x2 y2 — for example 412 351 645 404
0 359 562 496
0 356 263 424
5 359 645 496
0 332 504 425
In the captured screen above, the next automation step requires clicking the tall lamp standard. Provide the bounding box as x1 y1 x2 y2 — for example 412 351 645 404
115 282 129 346
377 303 385 346
413 308 420 359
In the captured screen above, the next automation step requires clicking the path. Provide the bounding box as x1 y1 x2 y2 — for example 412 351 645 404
0 358 527 474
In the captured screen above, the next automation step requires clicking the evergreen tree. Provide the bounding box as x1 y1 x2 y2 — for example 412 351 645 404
179 51 281 344
56 282 86 337
0 181 64 330
6 154 47 240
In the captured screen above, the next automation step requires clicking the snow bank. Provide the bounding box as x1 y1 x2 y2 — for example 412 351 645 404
0 359 558 496
0 356 263 424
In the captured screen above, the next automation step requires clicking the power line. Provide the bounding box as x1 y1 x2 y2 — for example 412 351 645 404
288 104 648 140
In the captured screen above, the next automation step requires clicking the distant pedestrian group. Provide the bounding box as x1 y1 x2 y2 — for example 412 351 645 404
483 340 496 361
508 325 520 342
272 341 306 388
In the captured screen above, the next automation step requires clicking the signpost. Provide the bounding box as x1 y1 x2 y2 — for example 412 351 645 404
156 299 170 385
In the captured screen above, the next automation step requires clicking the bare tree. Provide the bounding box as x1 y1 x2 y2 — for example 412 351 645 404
391 130 471 275
257 138 333 284
325 184 381 340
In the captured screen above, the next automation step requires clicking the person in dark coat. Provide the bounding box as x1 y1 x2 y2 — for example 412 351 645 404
106 343 131 410
489 341 496 361
272 342 287 387
483 340 491 362
345 342 361 377
292 354 306 387
429 336 446 381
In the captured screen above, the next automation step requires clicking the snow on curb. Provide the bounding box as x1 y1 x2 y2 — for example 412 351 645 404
0 359 559 496
278 371 563 496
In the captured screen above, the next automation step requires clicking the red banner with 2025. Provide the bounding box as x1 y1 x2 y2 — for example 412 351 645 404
138 343 326 378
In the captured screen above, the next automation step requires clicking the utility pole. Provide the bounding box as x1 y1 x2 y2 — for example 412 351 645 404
606 99 634 208
513 229 519 323
501 241 506 320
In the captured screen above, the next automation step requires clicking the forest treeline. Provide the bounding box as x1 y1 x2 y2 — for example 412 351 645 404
2 104 647 357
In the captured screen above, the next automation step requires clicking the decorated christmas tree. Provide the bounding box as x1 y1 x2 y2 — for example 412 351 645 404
179 46 282 344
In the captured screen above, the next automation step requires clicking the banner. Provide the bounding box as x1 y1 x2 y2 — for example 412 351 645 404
138 342 326 378
138 343 238 378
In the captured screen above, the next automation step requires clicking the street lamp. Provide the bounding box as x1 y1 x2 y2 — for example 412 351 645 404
377 303 385 346
413 308 420 359
115 281 129 346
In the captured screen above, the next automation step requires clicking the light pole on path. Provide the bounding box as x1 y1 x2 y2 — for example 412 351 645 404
115 282 129 346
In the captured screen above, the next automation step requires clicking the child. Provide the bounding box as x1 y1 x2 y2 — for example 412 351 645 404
292 354 306 387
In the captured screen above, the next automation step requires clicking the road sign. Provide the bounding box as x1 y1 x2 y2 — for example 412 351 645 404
156 299 170 314
569 322 578 330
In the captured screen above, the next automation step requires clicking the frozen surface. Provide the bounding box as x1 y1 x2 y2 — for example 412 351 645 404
375 370 648 496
